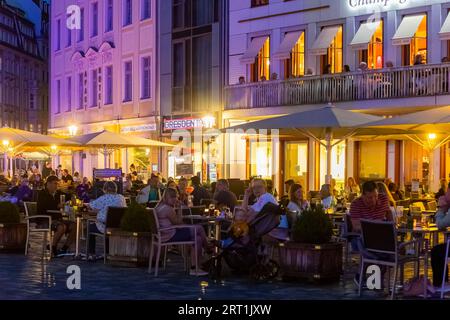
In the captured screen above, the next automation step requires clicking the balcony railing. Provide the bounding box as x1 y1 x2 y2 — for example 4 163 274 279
225 63 450 110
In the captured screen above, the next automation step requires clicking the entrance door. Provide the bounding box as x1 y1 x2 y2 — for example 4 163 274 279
284 141 308 192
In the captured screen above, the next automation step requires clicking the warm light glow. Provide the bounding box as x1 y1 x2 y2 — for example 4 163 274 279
68 125 78 136
202 116 216 129
428 133 437 140
145 148 150 156
2 140 9 147
51 145 57 151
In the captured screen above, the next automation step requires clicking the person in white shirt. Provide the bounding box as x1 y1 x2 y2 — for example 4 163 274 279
87 181 127 258
320 184 336 209
241 178 277 223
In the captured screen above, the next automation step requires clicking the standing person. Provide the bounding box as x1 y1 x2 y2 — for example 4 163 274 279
190 176 211 206
36 176 76 256
42 162 52 180
213 179 237 211
87 181 127 260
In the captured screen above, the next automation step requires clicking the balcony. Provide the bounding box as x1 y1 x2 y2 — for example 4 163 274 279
225 64 450 110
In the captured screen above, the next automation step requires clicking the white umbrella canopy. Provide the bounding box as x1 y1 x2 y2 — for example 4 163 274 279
0 127 80 147
70 130 173 148
70 130 173 168
223 105 409 183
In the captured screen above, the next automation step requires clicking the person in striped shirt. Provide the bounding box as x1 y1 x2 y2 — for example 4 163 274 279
350 181 393 232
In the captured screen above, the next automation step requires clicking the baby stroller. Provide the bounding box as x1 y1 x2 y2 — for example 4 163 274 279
207 202 284 281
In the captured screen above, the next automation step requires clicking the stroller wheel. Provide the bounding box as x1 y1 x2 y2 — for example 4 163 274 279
265 259 279 279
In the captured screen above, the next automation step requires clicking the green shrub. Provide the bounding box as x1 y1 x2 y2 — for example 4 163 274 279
292 205 333 244
0 202 20 224
120 202 151 233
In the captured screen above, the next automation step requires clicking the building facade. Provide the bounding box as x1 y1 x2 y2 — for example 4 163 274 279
0 0 49 134
224 0 450 194
50 0 157 177
158 0 227 181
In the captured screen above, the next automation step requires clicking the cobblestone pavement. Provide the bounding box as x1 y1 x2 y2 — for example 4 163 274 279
0 235 437 300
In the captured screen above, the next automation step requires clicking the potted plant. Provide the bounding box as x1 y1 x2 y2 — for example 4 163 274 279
279 205 342 281
0 202 27 252
107 202 152 267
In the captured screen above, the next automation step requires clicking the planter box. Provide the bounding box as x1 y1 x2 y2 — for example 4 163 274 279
107 230 151 267
279 242 343 282
0 223 27 252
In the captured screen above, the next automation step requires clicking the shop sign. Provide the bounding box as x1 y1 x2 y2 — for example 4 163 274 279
163 117 216 131
121 124 157 133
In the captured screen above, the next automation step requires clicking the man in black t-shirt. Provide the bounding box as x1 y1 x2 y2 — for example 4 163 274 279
37 176 75 256
213 179 237 211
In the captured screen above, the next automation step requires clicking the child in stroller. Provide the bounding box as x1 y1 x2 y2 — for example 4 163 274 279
207 202 285 280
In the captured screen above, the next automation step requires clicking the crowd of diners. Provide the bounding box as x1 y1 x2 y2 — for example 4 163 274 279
2 161 450 287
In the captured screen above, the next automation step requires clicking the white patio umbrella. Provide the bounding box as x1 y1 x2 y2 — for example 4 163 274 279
69 130 174 168
223 105 398 184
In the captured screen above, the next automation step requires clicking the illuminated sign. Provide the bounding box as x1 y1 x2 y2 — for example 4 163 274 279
163 117 216 131
120 124 157 133
348 0 408 9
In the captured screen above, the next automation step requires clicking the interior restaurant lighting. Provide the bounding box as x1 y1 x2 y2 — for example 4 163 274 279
2 140 9 147
428 133 437 140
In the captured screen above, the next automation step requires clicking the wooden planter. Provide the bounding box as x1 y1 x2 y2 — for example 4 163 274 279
279 242 343 282
107 230 151 267
0 223 27 252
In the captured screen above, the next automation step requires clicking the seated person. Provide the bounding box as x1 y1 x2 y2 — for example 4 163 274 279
287 184 310 214
177 177 189 207
388 182 404 201
191 176 211 206
76 177 91 203
436 179 447 200
213 179 237 212
36 176 76 256
437 183 450 213
320 184 335 209
31 174 44 190
14 177 33 205
240 178 278 223
137 174 164 205
7 176 19 195
349 181 393 286
155 188 210 276
87 181 127 259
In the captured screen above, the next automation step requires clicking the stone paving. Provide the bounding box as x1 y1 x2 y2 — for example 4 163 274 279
0 235 438 300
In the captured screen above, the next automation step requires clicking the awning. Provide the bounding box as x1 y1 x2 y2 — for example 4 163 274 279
392 14 426 46
350 21 381 50
310 26 340 56
240 36 269 64
273 31 303 60
439 12 450 40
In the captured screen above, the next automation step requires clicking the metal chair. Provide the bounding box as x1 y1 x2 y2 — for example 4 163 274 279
86 206 127 263
147 201 159 208
338 213 360 266
358 219 427 299
148 208 198 276
24 202 53 259
440 233 450 299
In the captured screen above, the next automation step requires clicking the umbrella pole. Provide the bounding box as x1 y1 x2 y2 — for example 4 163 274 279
326 129 333 185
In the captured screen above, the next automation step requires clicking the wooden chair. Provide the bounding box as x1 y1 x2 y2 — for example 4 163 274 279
148 208 198 276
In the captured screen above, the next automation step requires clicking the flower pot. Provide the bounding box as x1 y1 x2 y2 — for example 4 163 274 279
279 242 343 282
0 223 27 252
107 230 151 267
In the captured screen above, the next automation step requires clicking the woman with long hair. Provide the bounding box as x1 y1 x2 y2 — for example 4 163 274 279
154 188 211 276
376 181 396 208
287 184 309 214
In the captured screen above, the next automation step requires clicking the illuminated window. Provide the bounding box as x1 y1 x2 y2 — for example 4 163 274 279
359 141 386 179
286 32 305 77
250 140 272 179
403 15 427 66
285 142 308 190
251 37 270 82
359 20 383 69
320 141 346 189
322 26 343 74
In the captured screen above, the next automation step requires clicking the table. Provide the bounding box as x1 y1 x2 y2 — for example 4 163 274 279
397 225 440 250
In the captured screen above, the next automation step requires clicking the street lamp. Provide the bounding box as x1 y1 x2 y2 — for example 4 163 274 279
68 125 78 136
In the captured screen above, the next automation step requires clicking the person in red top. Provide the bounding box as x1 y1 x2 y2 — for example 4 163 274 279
349 181 393 288
350 181 393 232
